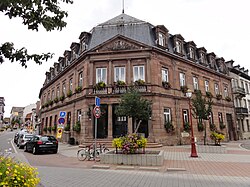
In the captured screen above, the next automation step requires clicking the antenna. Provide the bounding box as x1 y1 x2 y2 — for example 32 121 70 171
122 0 125 13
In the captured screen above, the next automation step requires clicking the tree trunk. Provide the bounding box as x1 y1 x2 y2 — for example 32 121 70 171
134 120 142 134
204 121 207 145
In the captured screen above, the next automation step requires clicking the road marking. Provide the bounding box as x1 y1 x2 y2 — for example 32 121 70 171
10 138 18 154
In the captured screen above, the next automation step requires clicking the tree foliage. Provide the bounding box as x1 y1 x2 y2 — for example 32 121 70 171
191 90 213 122
115 88 152 133
0 0 73 67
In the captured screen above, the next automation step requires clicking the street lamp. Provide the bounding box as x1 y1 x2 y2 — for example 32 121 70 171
186 89 198 157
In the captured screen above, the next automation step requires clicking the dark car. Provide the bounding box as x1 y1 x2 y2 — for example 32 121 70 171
24 135 58 154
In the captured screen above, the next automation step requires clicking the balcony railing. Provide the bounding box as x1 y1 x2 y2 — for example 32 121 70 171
235 107 248 114
232 87 246 98
91 85 148 95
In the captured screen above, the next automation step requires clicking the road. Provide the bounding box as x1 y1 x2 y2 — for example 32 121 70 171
1 130 250 187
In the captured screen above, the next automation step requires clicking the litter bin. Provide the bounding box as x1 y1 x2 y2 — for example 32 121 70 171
68 137 75 145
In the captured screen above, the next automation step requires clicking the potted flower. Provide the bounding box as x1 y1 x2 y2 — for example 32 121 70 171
115 80 126 87
48 100 54 106
225 96 231 102
206 91 213 98
164 121 174 133
210 131 225 145
162 81 171 89
134 79 145 86
94 81 106 90
183 122 190 132
52 125 57 132
180 85 188 93
216 94 222 100
59 95 65 101
54 97 59 103
67 90 73 97
75 86 82 93
219 122 226 130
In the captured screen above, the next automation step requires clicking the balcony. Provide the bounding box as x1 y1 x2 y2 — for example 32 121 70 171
232 87 246 98
235 107 248 115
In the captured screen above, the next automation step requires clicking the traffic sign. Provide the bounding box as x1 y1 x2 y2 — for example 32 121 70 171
57 128 63 139
59 111 66 118
93 106 101 118
95 97 100 107
58 117 65 124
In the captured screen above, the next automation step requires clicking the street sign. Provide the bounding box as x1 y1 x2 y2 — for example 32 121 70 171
93 106 101 118
59 111 66 118
58 117 65 124
95 97 100 107
57 128 63 139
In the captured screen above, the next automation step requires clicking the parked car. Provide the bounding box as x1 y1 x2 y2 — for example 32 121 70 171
15 129 29 146
24 135 58 154
18 133 33 149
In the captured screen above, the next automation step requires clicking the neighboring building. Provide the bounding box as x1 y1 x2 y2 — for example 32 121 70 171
39 13 237 145
23 104 37 132
10 107 24 127
0 97 5 128
226 61 250 140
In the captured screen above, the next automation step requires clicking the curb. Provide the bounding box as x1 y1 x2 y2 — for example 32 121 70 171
166 168 186 171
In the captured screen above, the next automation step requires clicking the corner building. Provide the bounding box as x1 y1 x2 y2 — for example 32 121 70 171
39 14 237 145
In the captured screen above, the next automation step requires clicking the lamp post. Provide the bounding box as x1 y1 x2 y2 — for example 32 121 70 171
186 89 198 157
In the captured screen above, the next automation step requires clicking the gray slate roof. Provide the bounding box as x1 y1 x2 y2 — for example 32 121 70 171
88 13 156 50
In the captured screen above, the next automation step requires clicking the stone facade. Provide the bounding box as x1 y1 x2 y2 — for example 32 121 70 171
39 13 237 145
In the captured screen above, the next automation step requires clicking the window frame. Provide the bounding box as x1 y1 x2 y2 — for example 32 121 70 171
96 67 107 84
179 72 186 87
205 80 209 92
193 76 199 90
164 108 171 123
133 65 145 82
78 72 83 87
114 66 126 82
162 68 169 82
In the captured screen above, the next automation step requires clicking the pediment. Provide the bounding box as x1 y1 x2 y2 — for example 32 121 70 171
92 35 148 52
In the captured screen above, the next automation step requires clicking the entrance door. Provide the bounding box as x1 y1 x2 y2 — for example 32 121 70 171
93 104 108 139
226 113 235 141
112 105 128 138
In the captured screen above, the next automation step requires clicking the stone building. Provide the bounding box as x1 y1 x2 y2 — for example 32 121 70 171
226 61 250 140
0 97 5 128
39 13 237 145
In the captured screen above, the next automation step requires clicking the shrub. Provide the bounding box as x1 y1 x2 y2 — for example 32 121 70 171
52 125 57 132
48 100 53 106
43 127 47 132
112 134 147 154
210 131 225 145
216 94 222 100
206 91 213 98
64 124 70 131
0 156 40 186
115 80 126 87
73 121 81 133
47 126 52 132
209 123 217 131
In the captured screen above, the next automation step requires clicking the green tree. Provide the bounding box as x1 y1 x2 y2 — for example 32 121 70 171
115 88 152 134
0 0 73 67
191 90 213 145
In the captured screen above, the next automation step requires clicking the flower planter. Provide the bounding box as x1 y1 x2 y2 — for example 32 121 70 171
100 150 164 166
197 145 227 154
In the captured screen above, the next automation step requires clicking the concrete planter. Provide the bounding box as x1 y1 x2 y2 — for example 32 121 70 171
100 150 164 166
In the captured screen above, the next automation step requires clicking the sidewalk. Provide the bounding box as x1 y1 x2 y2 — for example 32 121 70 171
58 140 250 177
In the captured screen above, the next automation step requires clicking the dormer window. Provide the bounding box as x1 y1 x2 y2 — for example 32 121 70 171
175 41 182 53
200 53 206 64
158 33 165 46
173 34 184 56
81 40 87 52
189 47 195 59
197 47 207 65
155 25 169 49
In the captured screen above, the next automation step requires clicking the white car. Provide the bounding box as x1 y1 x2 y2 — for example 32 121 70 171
18 133 33 149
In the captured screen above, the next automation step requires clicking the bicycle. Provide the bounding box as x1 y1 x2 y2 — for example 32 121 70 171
77 143 109 161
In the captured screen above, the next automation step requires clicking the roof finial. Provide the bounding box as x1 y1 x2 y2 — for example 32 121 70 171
122 0 125 13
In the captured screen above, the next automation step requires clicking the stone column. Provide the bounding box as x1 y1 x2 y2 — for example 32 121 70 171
127 59 131 84
128 117 133 134
89 61 94 86
108 60 112 85
146 58 151 83
108 104 113 138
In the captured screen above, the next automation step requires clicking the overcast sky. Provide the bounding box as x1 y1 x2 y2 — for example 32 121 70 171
1 0 250 117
